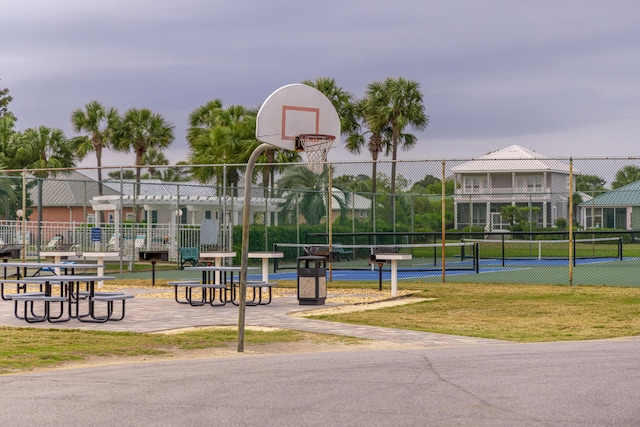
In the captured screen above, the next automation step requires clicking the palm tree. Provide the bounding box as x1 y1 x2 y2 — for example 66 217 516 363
302 77 359 136
369 77 428 199
277 166 348 225
188 101 299 199
16 126 76 172
14 126 75 247
70 100 119 222
357 78 428 223
188 101 257 191
143 147 168 179
112 108 174 221
345 87 394 196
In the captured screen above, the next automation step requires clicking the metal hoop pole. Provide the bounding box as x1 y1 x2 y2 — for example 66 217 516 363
238 143 271 353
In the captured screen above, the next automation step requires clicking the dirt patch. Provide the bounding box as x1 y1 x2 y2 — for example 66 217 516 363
290 296 431 317
49 332 416 373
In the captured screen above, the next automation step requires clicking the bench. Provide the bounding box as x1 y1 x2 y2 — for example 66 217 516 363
179 247 200 269
11 294 70 323
88 294 135 322
0 244 22 260
333 243 353 261
305 246 334 262
168 280 227 306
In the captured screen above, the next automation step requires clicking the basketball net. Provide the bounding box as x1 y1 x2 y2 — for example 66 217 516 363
296 134 335 174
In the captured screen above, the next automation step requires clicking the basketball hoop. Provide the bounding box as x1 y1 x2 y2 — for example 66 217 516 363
295 134 335 174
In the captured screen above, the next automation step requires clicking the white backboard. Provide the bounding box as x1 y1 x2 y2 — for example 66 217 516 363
256 83 341 152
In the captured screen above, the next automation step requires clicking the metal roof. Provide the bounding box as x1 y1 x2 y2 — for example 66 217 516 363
579 180 640 207
450 145 572 174
30 171 120 206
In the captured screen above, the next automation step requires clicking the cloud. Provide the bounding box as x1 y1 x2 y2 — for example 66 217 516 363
2 0 639 168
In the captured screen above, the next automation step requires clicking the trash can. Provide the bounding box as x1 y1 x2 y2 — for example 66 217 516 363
296 255 327 305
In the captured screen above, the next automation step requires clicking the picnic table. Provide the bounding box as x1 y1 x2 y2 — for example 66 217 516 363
182 265 274 306
248 251 283 282
82 252 120 287
0 261 104 300
2 274 132 323
198 251 236 284
374 253 412 297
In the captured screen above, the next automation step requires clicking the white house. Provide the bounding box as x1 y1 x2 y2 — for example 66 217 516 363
451 145 574 230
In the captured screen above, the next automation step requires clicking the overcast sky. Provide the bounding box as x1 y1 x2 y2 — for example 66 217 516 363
2 0 639 169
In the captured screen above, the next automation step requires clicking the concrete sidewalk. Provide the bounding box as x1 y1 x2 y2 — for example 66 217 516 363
0 288 505 348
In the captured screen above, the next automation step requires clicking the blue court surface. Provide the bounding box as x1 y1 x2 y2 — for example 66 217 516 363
267 257 632 282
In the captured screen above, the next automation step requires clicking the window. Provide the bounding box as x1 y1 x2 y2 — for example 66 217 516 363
516 175 543 191
463 176 488 192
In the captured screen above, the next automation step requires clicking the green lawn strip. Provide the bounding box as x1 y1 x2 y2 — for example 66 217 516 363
0 327 360 374
308 283 640 342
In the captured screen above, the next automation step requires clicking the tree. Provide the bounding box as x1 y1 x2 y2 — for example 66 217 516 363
70 100 119 222
10 126 75 172
188 100 298 197
0 115 18 163
302 77 359 136
611 165 640 189
0 79 15 120
12 126 75 246
332 174 372 194
367 77 428 201
0 115 24 219
575 174 607 193
161 161 192 182
277 166 347 225
112 108 174 221
188 100 257 189
142 147 168 179
345 87 393 196
107 169 136 180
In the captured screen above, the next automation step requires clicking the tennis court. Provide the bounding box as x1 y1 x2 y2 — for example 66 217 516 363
116 238 639 288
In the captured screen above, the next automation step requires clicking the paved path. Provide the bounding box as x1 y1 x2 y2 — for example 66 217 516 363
0 288 504 348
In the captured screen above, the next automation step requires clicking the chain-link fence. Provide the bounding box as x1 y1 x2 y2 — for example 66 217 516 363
1 154 639 285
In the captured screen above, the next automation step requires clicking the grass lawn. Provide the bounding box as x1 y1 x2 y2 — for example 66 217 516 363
2 280 640 374
310 282 640 342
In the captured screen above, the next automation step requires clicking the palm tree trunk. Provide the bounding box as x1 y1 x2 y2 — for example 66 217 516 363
96 148 105 224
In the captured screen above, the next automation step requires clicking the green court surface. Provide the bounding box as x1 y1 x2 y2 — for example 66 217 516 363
421 258 640 287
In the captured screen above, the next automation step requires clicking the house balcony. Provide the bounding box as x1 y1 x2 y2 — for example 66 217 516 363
454 187 552 202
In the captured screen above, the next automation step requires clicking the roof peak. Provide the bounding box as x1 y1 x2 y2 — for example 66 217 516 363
482 145 545 159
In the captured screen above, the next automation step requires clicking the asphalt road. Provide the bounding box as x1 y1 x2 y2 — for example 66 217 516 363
1 338 639 426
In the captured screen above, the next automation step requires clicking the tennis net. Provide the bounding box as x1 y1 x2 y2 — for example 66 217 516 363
462 236 623 265
272 242 479 273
